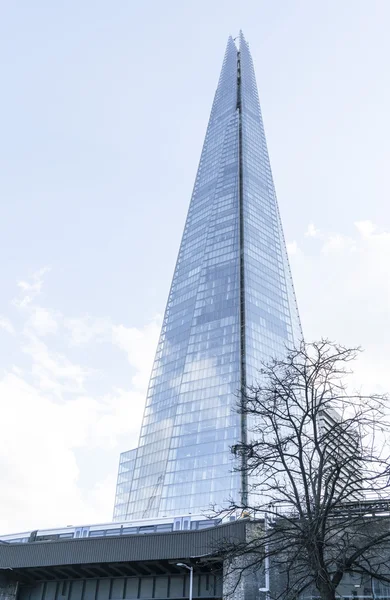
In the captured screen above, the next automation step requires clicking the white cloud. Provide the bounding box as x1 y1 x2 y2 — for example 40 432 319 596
14 267 51 309
354 220 376 238
0 316 14 335
0 372 144 533
354 220 390 248
304 223 320 238
286 241 299 255
65 316 111 346
0 269 159 533
289 220 390 397
22 333 92 394
0 372 82 532
112 318 161 390
87 387 146 449
27 307 58 336
321 233 357 254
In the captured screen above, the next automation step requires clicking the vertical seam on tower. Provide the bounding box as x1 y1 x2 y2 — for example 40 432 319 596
237 48 248 507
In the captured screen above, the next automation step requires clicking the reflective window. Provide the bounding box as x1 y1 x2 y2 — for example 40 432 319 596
114 33 301 521
139 526 155 534
88 530 105 537
122 527 138 535
156 524 173 532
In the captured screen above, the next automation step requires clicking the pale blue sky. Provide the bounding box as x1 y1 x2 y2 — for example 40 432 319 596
0 1 389 532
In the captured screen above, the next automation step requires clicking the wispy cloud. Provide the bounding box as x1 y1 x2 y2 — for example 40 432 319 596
112 318 161 390
321 233 357 255
286 240 301 256
65 316 112 346
27 307 59 336
14 266 51 309
0 316 15 335
0 268 160 533
288 220 390 396
304 223 320 238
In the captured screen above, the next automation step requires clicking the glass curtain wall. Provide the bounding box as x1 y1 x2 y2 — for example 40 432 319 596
114 33 302 522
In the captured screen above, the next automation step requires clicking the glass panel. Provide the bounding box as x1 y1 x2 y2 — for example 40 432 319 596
122 527 138 535
88 530 105 537
138 526 155 534
197 519 218 529
155 524 173 532
114 33 302 521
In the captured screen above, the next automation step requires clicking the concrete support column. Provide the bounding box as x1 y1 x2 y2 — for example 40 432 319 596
0 577 18 600
223 554 246 600
222 521 267 600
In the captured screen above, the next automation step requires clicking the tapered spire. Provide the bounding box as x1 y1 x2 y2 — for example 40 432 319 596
114 34 302 522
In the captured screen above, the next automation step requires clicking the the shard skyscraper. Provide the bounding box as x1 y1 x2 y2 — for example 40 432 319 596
114 32 302 521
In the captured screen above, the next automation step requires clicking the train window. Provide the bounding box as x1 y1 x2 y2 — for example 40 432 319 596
59 533 74 539
183 519 189 530
122 527 138 535
105 529 121 536
139 526 155 534
156 524 173 532
88 530 105 537
75 527 89 538
191 521 198 530
197 520 217 529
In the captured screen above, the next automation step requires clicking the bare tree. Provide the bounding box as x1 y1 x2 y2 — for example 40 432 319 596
223 340 390 600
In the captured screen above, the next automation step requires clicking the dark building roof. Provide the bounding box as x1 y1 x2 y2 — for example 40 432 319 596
0 521 246 582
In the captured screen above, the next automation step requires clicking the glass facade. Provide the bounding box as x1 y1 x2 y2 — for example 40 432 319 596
113 32 302 522
114 449 137 519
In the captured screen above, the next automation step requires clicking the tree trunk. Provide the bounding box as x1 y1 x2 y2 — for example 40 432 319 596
317 581 337 600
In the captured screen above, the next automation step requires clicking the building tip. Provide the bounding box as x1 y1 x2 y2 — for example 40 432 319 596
231 30 246 50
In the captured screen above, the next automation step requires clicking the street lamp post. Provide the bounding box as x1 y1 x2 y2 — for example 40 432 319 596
176 563 193 600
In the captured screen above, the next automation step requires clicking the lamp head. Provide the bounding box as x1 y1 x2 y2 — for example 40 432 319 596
176 563 192 571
